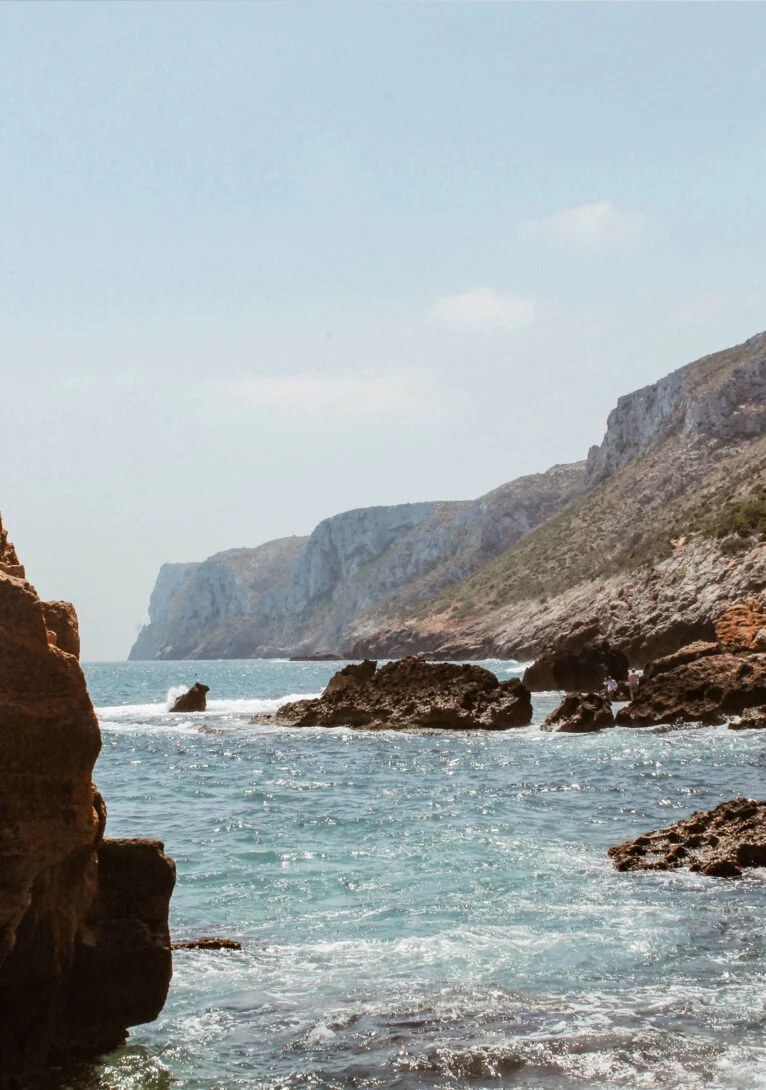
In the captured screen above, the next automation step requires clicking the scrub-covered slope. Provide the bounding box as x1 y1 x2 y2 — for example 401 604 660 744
348 331 766 663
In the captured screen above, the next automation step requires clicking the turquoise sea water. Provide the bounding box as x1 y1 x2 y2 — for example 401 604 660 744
68 660 766 1089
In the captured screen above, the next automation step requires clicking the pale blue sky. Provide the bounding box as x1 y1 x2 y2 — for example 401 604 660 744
2 2 766 658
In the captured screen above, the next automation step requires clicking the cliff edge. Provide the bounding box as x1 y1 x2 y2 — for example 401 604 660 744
0 514 175 1087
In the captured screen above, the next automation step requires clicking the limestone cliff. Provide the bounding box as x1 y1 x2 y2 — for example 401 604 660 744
0 515 175 1087
132 329 766 664
131 465 584 659
349 331 766 663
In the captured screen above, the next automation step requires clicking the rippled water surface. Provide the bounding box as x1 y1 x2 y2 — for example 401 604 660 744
68 660 766 1089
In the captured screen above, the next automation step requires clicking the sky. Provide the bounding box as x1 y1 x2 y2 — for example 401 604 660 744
2 1 766 660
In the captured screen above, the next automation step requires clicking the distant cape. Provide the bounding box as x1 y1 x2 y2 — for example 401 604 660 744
131 330 766 666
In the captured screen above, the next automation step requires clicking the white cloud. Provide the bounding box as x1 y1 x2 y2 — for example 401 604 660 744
430 286 537 332
519 200 649 249
211 371 439 418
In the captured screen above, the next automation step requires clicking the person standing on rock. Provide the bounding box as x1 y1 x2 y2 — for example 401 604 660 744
605 676 618 701
628 669 640 701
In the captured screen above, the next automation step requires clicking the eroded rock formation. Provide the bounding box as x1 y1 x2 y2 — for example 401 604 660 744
522 642 628 692
614 650 766 727
541 693 615 733
0 514 175 1087
608 798 766 877
271 657 533 731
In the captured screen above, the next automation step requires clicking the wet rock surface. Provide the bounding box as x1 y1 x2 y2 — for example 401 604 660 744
522 642 628 693
172 937 242 951
0 513 175 1087
608 798 766 877
728 708 766 730
615 651 766 727
272 656 533 731
541 693 615 733
171 681 209 712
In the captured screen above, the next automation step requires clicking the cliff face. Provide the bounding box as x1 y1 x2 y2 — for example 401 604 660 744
349 332 766 663
132 330 766 664
0 515 175 1087
131 464 585 659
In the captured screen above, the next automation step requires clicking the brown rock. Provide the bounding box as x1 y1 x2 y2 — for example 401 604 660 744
608 798 766 877
0 513 175 1085
324 659 377 694
523 641 628 692
274 655 533 730
728 707 766 730
172 937 242 950
541 692 615 733
641 640 721 681
170 681 209 712
715 597 766 652
42 600 81 658
615 652 766 727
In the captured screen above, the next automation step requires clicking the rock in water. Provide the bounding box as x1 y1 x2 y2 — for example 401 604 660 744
541 692 615 733
608 798 766 877
615 650 766 726
0 513 175 1085
172 937 242 951
728 708 766 730
171 682 209 712
274 656 533 730
523 642 628 692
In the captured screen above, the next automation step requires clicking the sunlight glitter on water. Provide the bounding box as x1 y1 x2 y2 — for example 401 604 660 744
67 660 766 1090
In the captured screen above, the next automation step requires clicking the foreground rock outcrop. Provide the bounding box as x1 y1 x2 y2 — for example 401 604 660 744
615 650 766 726
0 515 175 1087
271 657 533 730
608 798 766 877
541 693 615 733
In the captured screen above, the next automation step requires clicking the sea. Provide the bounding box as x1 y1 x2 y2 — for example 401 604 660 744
64 658 766 1090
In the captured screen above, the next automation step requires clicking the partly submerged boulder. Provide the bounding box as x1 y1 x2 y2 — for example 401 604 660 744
0 513 175 1085
608 798 766 877
274 656 533 730
523 642 628 693
615 652 766 726
728 708 766 730
541 692 615 733
170 682 209 712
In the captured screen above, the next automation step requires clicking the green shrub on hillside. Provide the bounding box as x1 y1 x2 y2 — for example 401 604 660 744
714 491 766 539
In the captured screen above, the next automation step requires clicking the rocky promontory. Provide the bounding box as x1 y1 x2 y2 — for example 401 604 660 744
609 798 766 878
270 656 533 730
0 514 175 1086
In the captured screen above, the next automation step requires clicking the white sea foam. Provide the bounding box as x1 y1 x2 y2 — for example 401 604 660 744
95 692 323 727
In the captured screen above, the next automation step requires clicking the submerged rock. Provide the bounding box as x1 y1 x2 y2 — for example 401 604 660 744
273 656 533 731
608 798 766 877
541 692 615 733
523 642 628 693
0 513 175 1085
171 681 209 712
615 651 766 726
172 937 242 951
